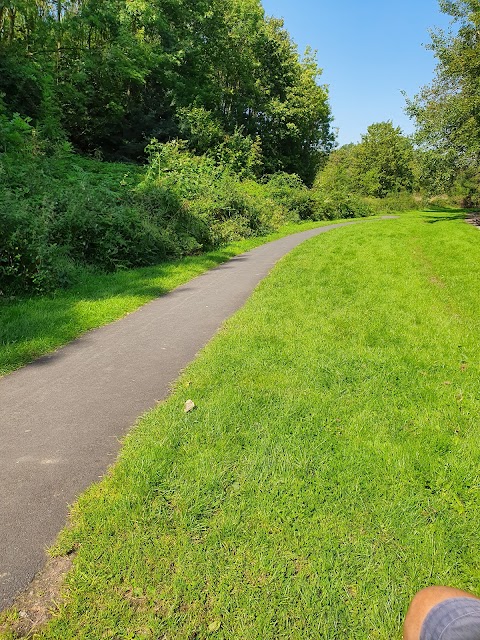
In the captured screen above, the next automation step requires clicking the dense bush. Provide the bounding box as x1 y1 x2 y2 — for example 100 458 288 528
0 190 66 294
0 140 294 296
263 173 317 220
310 189 418 220
0 141 175 295
139 141 289 248
0 1 333 182
312 191 375 220
366 192 419 213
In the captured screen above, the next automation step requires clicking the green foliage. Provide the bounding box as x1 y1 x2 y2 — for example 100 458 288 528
316 123 415 199
256 42 334 184
0 0 333 177
352 122 415 197
313 191 375 220
0 190 65 295
175 111 265 180
413 148 458 196
449 166 480 207
213 131 264 179
263 172 316 220
141 140 286 248
365 192 419 213
406 0 480 202
0 139 306 296
0 0 337 298
0 147 174 296
0 109 34 153
314 144 356 194
314 121 417 216
177 107 225 156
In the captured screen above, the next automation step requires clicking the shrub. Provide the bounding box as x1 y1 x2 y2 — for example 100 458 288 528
264 172 316 220
140 141 285 249
313 191 374 219
0 191 65 295
0 147 172 295
237 180 287 229
364 192 419 214
0 137 313 297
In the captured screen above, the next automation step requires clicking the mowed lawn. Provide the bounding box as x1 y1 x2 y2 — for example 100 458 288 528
4 211 480 639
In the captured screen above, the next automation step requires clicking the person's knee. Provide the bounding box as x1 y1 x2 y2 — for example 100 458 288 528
404 586 480 640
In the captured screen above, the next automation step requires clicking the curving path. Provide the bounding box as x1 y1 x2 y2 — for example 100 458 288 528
0 221 359 610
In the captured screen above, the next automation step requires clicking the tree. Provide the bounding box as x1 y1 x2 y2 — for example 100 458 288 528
314 143 357 193
353 122 415 197
315 122 414 198
0 0 334 177
405 0 480 197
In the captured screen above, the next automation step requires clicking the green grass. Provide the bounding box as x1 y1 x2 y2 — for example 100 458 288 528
3 210 480 640
0 220 338 377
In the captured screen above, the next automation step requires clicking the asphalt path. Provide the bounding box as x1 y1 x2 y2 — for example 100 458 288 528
0 221 358 610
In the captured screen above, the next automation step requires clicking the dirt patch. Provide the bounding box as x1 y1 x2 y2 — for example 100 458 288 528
430 276 446 288
466 212 480 227
0 555 73 638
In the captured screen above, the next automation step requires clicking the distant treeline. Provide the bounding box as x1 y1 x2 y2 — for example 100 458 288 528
317 0 480 213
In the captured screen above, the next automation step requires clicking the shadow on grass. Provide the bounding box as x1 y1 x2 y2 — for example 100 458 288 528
0 250 234 376
421 210 467 224
423 205 464 212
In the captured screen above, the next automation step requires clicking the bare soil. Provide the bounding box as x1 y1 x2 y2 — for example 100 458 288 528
0 555 73 638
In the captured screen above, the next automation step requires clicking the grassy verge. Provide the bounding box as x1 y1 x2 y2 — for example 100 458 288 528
0 219 341 377
3 210 479 639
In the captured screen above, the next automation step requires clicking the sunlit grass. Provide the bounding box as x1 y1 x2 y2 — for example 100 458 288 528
0 220 332 377
3 210 478 639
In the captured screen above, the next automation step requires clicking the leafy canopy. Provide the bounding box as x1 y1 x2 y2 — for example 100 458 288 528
0 0 333 181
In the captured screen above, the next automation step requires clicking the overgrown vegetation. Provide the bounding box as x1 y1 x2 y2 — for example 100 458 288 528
0 131 331 296
2 213 478 639
0 0 339 297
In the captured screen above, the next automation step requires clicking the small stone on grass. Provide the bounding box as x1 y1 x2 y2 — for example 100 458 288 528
184 399 196 413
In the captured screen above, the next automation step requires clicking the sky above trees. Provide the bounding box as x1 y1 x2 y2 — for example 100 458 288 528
261 0 453 146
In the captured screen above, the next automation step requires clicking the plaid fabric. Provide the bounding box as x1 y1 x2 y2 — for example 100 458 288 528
421 597 480 640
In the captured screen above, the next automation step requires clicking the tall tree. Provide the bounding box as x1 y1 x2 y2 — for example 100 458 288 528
0 0 334 177
353 121 415 197
406 0 480 195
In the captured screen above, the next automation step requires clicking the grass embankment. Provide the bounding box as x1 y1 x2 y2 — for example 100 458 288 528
3 210 480 640
0 220 337 377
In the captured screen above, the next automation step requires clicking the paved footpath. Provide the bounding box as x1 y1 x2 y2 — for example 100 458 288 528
0 221 357 610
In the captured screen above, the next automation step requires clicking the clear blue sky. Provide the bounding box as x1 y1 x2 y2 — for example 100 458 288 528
261 0 452 146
